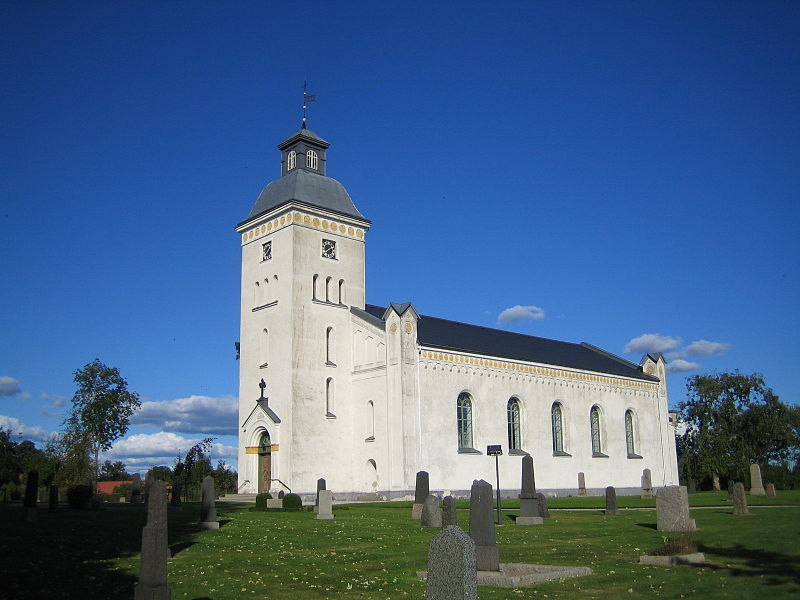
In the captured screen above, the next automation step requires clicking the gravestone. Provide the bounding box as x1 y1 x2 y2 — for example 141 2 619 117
413 471 430 520
317 489 334 520
278 490 285 499
144 470 155 506
517 455 543 525
426 526 478 600
749 463 766 496
687 479 697 494
726 480 734 501
132 474 143 503
577 472 587 496
198 476 219 529
314 478 326 513
605 486 620 516
641 468 653 499
422 494 442 527
536 492 551 518
266 498 283 509
169 477 182 511
656 485 696 531
24 470 38 523
48 485 58 511
442 496 457 527
134 480 170 600
469 479 499 571
732 482 750 515
766 483 776 498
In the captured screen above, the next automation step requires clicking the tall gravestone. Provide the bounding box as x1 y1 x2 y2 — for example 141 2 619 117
134 480 171 600
442 496 457 527
469 479 499 571
656 485 696 531
24 470 38 523
605 486 620 516
517 455 543 525
749 463 766 496
48 485 58 511
413 471 430 520
577 472 587 496
426 526 478 600
132 473 143 504
726 479 735 501
766 483 776 498
144 470 155 506
170 477 182 511
641 468 653 499
732 482 750 515
422 495 442 527
314 478 326 513
198 476 219 529
317 489 334 520
536 492 551 518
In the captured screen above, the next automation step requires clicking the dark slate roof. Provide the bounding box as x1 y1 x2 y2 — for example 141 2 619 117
240 168 368 226
363 304 657 382
277 127 329 148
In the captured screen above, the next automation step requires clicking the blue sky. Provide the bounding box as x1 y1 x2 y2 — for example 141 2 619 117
2 1 798 475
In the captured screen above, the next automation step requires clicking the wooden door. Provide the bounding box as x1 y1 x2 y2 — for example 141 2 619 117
258 452 271 493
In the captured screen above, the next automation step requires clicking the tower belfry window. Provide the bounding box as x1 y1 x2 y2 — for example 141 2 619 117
287 150 296 171
306 150 318 169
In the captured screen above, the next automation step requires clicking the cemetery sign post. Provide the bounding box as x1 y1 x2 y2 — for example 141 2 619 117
487 444 503 524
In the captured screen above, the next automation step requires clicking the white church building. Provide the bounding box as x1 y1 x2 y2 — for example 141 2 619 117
236 126 679 499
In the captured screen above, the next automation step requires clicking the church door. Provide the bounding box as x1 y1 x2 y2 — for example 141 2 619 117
257 431 271 493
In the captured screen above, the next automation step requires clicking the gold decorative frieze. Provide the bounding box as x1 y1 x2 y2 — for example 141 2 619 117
419 349 657 390
240 209 367 245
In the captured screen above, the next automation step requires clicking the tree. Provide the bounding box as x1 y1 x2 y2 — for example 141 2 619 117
64 359 141 486
677 371 800 486
148 465 172 482
173 438 215 501
212 460 238 494
98 460 130 481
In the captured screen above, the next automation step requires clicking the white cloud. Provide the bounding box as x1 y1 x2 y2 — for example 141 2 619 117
39 393 67 417
669 339 731 359
0 376 22 396
498 305 545 325
624 333 682 354
0 414 52 442
105 431 237 461
666 359 701 373
133 395 237 435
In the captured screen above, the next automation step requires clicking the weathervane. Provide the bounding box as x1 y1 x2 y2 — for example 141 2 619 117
301 81 316 129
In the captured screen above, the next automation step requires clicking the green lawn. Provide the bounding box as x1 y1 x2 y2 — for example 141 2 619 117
2 493 799 599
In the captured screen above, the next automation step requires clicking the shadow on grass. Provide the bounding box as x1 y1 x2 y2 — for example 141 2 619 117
636 522 657 530
0 502 206 600
695 542 800 586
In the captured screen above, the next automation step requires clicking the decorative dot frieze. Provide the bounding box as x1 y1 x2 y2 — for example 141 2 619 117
419 349 657 391
241 209 367 245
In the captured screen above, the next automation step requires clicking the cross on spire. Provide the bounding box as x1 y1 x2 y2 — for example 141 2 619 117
301 81 316 129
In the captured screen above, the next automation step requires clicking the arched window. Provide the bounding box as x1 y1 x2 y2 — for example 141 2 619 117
551 402 564 453
306 149 318 169
259 328 268 367
338 279 345 304
325 378 335 417
507 397 521 451
287 150 296 171
457 392 473 450
366 400 375 439
625 409 636 456
326 327 334 365
312 274 319 300
325 276 332 302
590 405 602 455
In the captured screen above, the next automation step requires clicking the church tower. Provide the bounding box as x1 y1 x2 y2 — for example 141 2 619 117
236 127 370 495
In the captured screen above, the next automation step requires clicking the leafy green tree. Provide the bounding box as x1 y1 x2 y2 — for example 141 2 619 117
212 460 238 494
677 371 800 486
173 438 214 501
148 465 172 482
64 359 141 486
98 460 130 481
0 428 22 491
